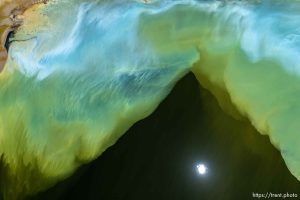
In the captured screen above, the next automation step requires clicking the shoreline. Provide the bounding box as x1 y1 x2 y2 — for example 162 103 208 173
0 0 48 72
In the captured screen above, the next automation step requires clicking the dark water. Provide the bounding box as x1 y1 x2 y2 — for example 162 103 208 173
31 73 300 200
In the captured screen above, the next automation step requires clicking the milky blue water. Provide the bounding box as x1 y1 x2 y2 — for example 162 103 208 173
2 0 300 198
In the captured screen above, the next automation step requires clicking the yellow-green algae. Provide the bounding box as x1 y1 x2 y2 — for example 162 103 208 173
1 0 300 199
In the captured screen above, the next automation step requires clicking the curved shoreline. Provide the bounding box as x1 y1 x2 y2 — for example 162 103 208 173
0 0 48 72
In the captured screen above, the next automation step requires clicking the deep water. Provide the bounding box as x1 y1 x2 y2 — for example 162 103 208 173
30 73 300 200
3 0 300 198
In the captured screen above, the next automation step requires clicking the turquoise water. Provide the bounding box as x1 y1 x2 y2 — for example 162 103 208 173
2 0 300 198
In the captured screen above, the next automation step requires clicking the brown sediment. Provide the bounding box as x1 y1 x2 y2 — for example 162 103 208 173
0 0 48 72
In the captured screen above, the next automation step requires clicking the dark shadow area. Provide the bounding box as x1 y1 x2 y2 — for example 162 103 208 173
30 73 300 200
4 31 14 51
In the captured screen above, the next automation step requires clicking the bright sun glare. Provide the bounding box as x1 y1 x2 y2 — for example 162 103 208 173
196 164 207 175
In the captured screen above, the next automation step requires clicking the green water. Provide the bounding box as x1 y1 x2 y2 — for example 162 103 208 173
30 73 300 200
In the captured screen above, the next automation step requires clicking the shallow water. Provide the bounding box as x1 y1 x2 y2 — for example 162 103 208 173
2 1 300 198
0 0 39 71
30 73 300 200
